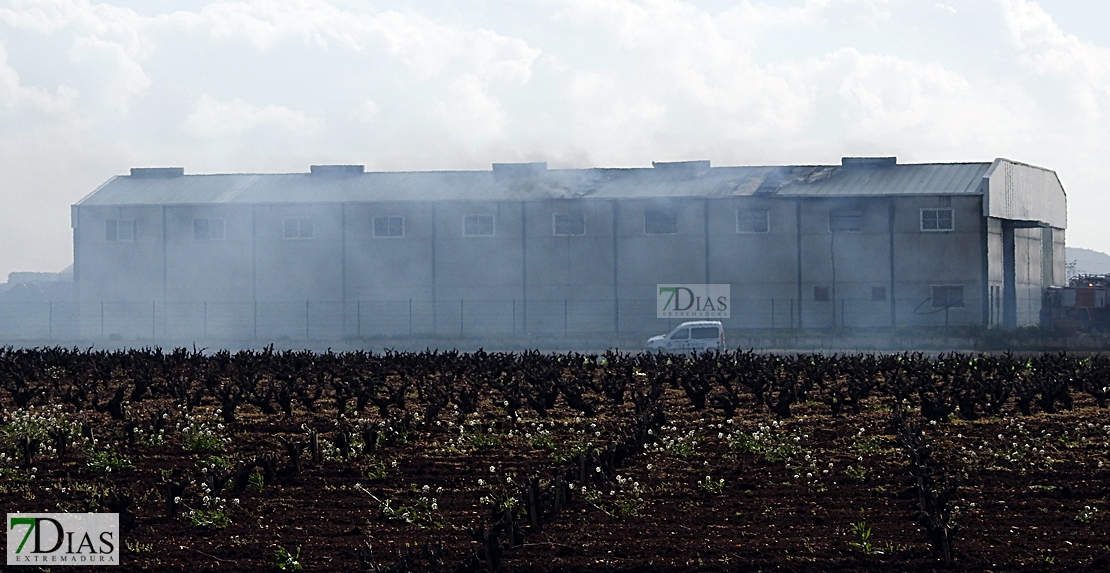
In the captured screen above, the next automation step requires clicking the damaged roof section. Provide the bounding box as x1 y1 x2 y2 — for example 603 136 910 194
78 158 998 206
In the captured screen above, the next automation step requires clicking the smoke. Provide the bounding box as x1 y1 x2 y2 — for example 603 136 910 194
0 0 1097 348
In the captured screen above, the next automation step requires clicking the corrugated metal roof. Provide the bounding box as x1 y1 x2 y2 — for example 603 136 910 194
775 162 991 197
76 161 994 206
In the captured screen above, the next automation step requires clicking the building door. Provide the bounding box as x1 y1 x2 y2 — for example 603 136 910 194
1002 221 1017 327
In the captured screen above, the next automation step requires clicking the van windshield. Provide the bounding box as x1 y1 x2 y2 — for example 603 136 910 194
690 327 718 340
669 329 689 340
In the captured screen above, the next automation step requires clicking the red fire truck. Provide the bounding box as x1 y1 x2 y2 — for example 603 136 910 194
1041 274 1110 333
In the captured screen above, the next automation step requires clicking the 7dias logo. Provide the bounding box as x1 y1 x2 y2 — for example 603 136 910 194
657 284 730 318
7 513 118 566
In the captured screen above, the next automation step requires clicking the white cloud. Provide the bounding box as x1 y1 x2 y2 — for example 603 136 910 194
0 43 77 111
182 94 317 137
1000 0 1110 120
3 0 1110 273
0 0 147 50
67 35 149 112
349 99 380 123
183 0 542 82
796 47 1030 146
819 0 894 28
1 1 153 114
537 0 815 138
432 74 508 141
597 98 667 134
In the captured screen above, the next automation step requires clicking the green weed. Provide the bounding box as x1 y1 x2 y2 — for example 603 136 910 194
845 464 868 482
275 545 302 571
697 475 725 495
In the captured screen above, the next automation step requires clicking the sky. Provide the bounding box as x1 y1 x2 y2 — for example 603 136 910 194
1 0 1109 278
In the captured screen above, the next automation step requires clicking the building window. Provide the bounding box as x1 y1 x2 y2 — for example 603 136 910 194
105 220 135 242
463 214 495 237
921 208 954 231
872 286 887 302
814 286 830 302
644 210 678 235
194 218 225 240
932 285 965 308
829 211 862 233
736 209 770 233
283 217 313 239
553 213 585 236
373 216 404 238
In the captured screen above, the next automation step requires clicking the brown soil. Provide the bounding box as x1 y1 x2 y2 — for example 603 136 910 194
3 390 1108 572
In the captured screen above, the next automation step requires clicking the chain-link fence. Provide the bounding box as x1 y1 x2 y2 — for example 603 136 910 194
0 295 1000 341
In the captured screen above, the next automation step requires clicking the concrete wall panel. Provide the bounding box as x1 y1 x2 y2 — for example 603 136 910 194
253 204 343 303
164 205 253 303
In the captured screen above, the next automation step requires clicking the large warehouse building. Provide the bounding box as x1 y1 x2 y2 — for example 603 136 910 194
68 157 1066 341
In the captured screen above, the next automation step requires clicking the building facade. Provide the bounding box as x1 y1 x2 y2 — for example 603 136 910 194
70 157 1066 340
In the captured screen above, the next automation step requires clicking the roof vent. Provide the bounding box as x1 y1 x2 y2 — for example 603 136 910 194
652 160 711 174
492 162 547 178
310 165 365 176
841 157 896 168
130 167 184 178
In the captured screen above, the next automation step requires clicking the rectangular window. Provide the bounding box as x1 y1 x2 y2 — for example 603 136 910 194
553 213 585 236
921 208 954 231
193 218 225 240
932 285 965 308
105 219 135 242
373 216 404 238
283 217 313 239
690 327 719 340
814 286 830 302
872 286 887 302
736 209 770 233
829 211 862 233
463 214 495 237
644 210 678 235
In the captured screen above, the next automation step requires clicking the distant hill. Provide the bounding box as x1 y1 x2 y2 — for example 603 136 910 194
1067 247 1110 276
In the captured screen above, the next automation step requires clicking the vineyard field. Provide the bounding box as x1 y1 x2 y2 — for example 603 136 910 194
0 347 1107 572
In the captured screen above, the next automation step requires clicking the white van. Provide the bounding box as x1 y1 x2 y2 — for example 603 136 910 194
645 320 726 353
